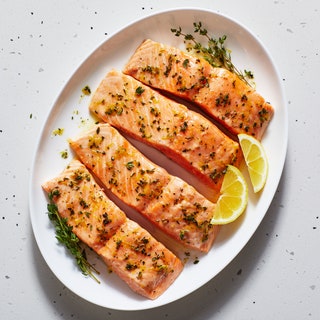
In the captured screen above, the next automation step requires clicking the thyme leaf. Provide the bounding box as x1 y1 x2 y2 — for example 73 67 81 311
171 22 254 87
47 193 100 283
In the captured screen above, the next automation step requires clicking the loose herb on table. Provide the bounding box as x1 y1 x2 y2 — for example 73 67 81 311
47 191 100 283
171 22 254 87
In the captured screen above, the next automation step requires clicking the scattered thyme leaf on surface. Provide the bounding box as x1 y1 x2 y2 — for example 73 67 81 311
171 22 254 87
47 192 100 283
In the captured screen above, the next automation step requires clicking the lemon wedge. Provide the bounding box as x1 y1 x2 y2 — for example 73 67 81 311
238 133 268 193
210 165 248 225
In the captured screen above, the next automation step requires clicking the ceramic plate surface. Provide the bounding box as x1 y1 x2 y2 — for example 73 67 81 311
29 8 288 310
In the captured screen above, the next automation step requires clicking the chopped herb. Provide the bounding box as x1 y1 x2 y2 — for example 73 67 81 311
52 127 64 136
241 94 248 102
82 85 91 96
135 86 145 96
116 239 122 250
50 189 60 198
150 106 160 117
180 121 188 132
179 230 186 240
102 212 112 225
164 54 174 76
258 108 269 123
141 236 149 244
46 194 100 283
182 58 190 68
105 104 123 116
79 198 89 209
126 262 138 271
244 69 254 79
171 22 254 87
125 161 135 170
60 149 68 159
215 93 230 107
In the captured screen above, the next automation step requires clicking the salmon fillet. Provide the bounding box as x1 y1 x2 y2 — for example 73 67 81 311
42 159 126 251
100 218 183 300
69 123 220 252
42 159 183 299
89 69 241 194
123 39 274 140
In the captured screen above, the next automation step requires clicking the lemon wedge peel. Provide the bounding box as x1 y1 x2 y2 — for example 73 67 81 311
210 165 248 225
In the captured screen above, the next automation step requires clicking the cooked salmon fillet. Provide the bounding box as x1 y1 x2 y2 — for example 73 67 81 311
69 123 220 252
89 69 241 194
42 159 183 299
42 159 126 251
100 218 183 300
123 39 274 140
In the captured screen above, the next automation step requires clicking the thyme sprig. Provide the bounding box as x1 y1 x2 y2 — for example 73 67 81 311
47 192 100 283
171 22 254 87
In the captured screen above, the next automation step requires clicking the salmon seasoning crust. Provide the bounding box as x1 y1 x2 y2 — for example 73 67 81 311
123 39 274 140
42 159 183 300
69 123 220 253
42 159 127 252
89 69 241 196
99 218 184 300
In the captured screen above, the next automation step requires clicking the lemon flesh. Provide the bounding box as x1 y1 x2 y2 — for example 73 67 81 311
238 133 268 193
211 165 248 225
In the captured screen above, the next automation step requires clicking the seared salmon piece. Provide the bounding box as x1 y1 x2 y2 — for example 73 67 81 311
89 69 241 194
123 39 274 140
145 176 220 252
42 159 126 251
98 219 183 300
69 123 219 252
42 159 183 299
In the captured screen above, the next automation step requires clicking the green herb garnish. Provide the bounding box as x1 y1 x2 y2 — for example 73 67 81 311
52 127 64 136
125 161 135 170
47 192 100 283
60 149 68 159
82 85 91 96
171 22 254 87
135 86 145 96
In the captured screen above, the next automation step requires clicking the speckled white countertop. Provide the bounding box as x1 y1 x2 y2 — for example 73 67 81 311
1 0 319 319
